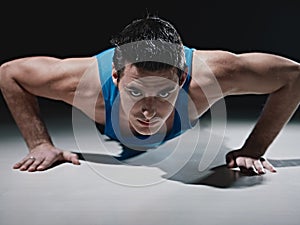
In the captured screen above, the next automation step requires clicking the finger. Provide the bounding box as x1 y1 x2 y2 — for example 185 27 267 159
235 157 246 168
254 160 265 174
28 159 44 172
71 154 81 165
261 159 277 173
36 158 53 171
225 153 235 168
19 158 35 171
227 159 235 168
226 151 239 168
245 158 255 169
235 157 257 175
13 161 23 169
13 157 30 169
244 158 258 175
239 166 258 176
63 151 80 165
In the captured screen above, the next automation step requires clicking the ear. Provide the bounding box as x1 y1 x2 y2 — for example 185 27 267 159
179 67 188 87
112 63 118 87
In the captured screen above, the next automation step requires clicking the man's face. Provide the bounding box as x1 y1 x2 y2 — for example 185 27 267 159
116 65 183 136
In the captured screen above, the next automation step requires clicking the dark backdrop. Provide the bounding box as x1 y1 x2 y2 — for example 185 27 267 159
1 0 300 125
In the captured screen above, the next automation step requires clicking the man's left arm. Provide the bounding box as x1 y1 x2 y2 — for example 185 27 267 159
225 52 300 174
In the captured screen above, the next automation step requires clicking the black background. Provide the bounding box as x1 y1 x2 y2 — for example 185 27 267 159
1 0 300 125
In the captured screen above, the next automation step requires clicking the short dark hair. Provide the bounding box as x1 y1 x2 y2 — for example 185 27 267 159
110 15 186 79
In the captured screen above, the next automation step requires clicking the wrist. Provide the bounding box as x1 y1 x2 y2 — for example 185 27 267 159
29 141 54 151
240 142 267 159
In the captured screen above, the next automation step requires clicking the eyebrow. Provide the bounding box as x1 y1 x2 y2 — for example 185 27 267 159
159 86 177 93
124 85 142 91
125 84 177 91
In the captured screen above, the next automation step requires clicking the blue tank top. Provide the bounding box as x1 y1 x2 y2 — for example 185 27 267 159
95 46 195 149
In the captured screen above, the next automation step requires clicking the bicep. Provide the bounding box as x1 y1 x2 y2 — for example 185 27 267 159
9 56 97 102
230 52 300 95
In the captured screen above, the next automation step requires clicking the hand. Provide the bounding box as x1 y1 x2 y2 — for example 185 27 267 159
226 149 277 175
13 143 80 172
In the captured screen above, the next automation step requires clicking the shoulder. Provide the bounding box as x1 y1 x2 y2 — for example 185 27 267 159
192 49 241 75
189 49 242 95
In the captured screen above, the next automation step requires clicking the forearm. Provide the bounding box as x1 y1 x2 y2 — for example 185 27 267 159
1 77 53 150
241 79 300 158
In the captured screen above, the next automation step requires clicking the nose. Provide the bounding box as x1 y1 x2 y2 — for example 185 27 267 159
141 97 157 120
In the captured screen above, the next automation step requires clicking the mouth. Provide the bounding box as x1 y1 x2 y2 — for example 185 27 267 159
136 118 160 127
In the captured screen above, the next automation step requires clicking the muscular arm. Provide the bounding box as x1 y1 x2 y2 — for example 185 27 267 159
0 56 101 171
217 52 300 174
229 53 300 157
193 50 300 174
0 57 57 150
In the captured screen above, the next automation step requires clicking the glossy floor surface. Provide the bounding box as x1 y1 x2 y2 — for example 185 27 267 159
1 116 300 225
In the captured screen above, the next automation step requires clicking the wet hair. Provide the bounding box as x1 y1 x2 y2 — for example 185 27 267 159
110 15 186 80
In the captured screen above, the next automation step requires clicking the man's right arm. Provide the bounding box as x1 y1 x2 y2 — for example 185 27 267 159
0 56 98 172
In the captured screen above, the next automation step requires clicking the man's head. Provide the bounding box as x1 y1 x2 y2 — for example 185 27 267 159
110 16 187 136
110 15 186 79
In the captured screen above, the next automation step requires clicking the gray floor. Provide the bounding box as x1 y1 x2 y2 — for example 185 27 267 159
1 116 300 225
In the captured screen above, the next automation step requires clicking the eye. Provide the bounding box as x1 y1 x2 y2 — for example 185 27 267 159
158 91 170 98
130 90 142 97
124 86 143 98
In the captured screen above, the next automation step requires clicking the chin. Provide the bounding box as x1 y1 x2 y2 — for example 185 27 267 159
135 127 161 136
131 122 163 136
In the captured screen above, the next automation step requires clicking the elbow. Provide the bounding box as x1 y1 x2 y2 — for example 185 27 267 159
297 64 300 82
0 60 21 91
292 64 300 88
289 64 300 102
0 62 10 90
296 65 300 101
284 63 300 87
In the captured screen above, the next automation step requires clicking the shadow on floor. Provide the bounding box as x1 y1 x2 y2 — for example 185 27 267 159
73 137 300 189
